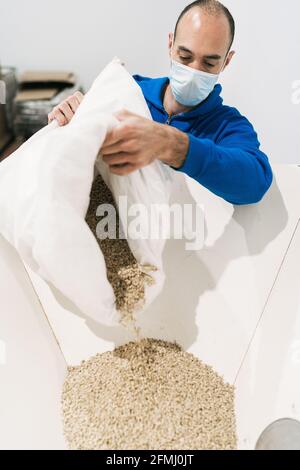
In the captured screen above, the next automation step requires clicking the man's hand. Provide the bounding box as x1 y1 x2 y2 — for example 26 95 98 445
101 109 190 175
48 91 84 126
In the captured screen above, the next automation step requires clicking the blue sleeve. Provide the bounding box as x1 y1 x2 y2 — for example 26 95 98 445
175 115 273 205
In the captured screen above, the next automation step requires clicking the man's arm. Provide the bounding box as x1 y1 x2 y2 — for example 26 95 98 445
161 117 273 205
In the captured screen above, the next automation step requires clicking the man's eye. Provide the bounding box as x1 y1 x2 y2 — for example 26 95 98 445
205 62 215 67
179 56 191 61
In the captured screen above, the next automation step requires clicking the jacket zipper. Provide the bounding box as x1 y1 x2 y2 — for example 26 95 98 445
165 114 172 125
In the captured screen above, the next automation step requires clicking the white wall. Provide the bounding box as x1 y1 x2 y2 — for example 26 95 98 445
0 0 299 163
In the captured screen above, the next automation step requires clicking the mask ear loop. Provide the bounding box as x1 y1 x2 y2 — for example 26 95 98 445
170 36 175 62
219 50 231 74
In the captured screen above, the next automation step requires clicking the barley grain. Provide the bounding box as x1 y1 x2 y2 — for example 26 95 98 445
62 338 237 450
85 174 156 331
67 175 239 450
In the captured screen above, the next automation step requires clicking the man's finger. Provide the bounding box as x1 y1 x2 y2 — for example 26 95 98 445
101 142 123 155
74 90 84 103
53 108 67 126
109 163 136 176
67 95 80 113
113 109 130 121
102 126 124 149
113 108 139 121
102 152 131 165
102 138 135 155
58 102 74 121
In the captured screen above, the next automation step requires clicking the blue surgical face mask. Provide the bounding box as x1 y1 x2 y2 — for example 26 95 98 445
168 43 225 107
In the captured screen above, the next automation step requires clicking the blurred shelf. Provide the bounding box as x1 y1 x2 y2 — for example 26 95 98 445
0 137 25 162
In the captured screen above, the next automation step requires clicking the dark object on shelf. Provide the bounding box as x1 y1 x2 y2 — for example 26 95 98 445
0 106 11 152
0 66 18 151
13 70 84 139
0 137 25 163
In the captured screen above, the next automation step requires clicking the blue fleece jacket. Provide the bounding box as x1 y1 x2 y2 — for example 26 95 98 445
132 74 273 205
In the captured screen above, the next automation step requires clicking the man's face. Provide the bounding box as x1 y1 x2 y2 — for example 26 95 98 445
169 7 235 74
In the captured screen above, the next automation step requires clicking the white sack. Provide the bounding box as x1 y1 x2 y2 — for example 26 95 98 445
0 56 172 325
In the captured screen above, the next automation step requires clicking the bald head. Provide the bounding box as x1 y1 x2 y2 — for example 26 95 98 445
169 0 235 76
174 0 235 51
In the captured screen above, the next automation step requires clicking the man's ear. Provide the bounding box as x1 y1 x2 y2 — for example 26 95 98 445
168 32 174 56
222 50 235 71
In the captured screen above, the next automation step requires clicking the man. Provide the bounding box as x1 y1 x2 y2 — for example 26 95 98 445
48 0 273 205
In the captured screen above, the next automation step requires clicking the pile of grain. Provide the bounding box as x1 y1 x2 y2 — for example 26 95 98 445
85 173 156 328
62 338 237 450
67 174 238 450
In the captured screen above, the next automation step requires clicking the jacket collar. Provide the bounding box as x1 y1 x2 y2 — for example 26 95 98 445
140 76 223 118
